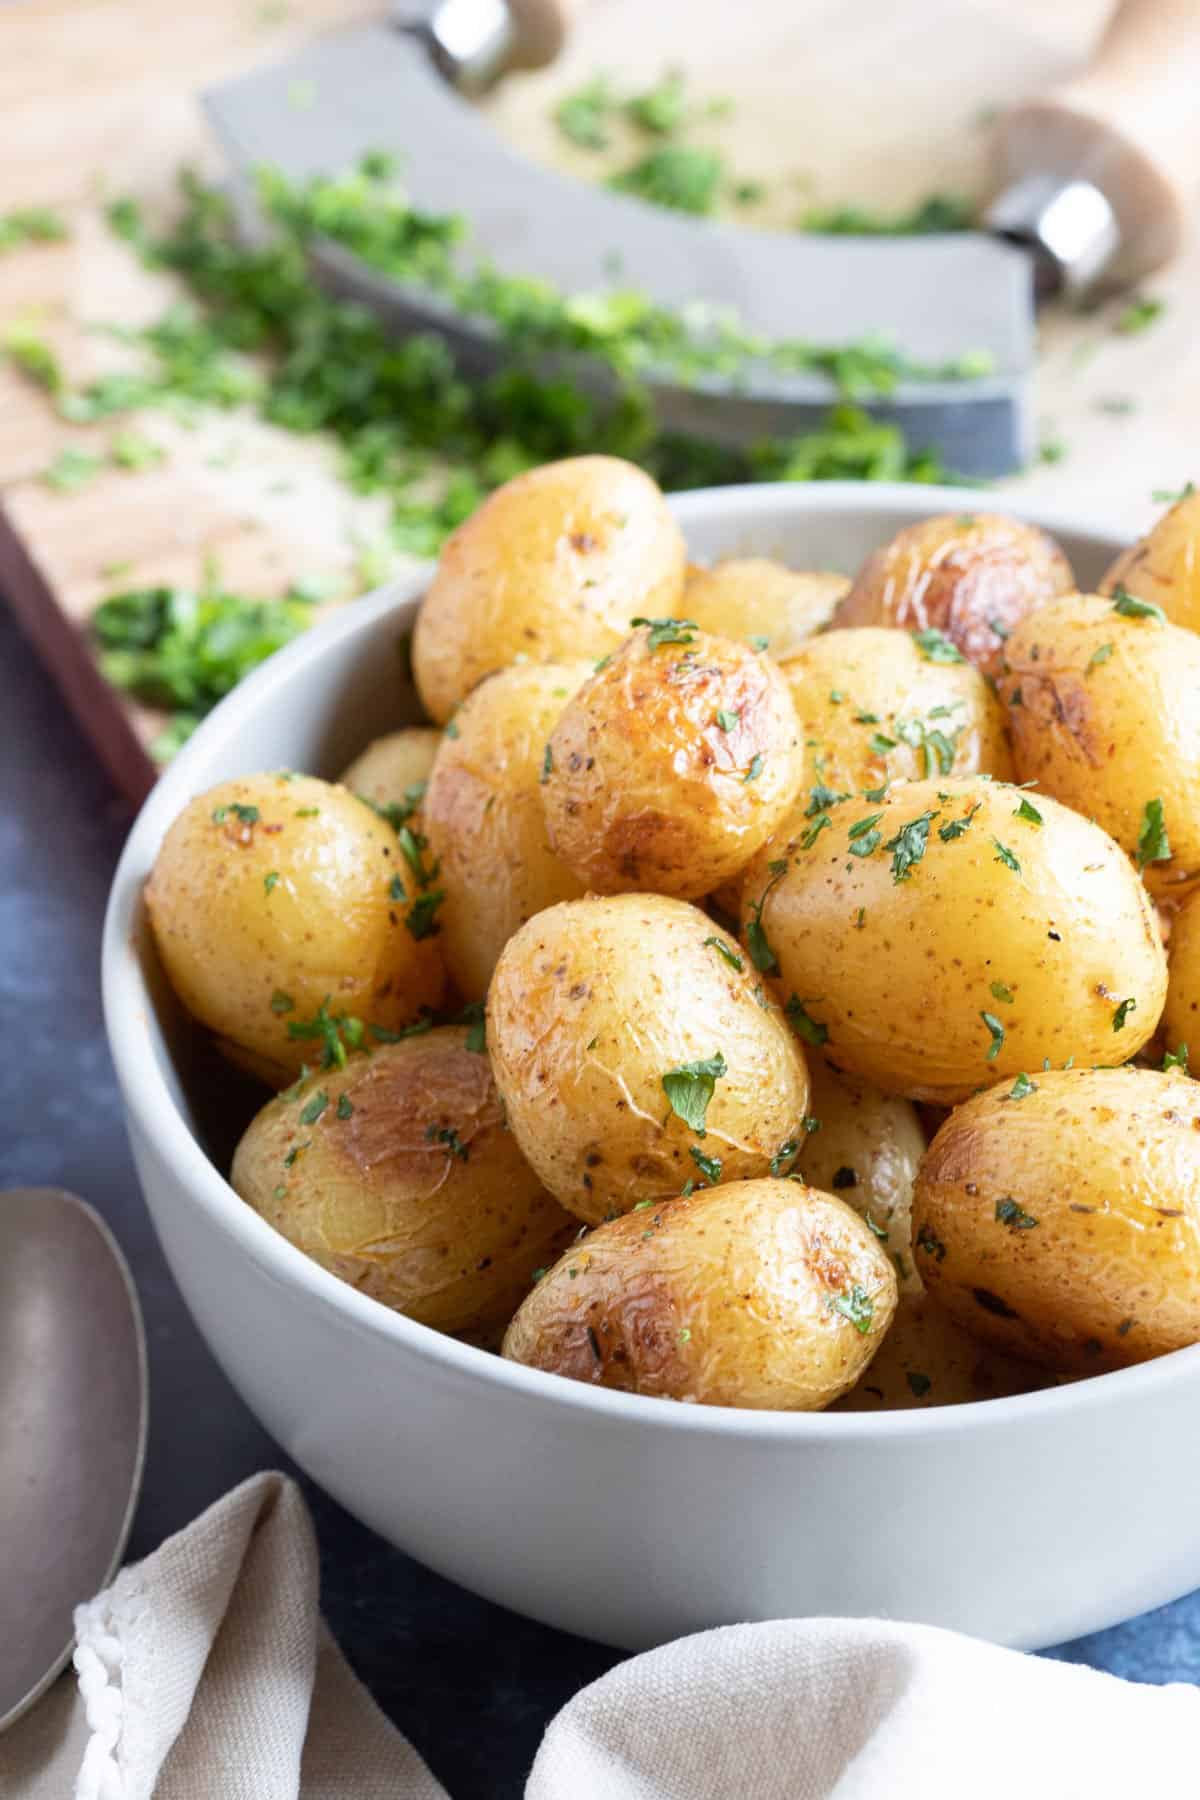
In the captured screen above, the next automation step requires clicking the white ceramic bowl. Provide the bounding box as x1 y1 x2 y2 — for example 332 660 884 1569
103 482 1200 1653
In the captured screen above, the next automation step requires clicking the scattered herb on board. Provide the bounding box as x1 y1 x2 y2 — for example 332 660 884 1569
802 193 974 236
0 206 69 253
1114 295 1164 336
662 1053 727 1135
608 145 725 215
3 322 64 393
43 445 102 492
554 76 618 150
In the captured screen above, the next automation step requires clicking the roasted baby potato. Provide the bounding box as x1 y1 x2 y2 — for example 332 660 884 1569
1100 485 1200 633
782 625 1014 797
834 512 1074 678
502 1178 897 1408
412 456 687 724
1163 886 1200 1057
487 894 812 1223
833 1294 1046 1411
912 1066 1200 1371
795 1058 926 1293
340 728 441 825
746 776 1166 1101
683 558 849 658
1002 593 1200 898
421 661 592 1000
231 1027 576 1344
541 623 803 899
146 774 445 1084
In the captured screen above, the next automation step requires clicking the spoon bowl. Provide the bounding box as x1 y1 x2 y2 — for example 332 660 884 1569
0 1188 147 1731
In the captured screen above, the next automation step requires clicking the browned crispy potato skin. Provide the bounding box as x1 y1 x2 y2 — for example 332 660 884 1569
486 894 811 1224
834 512 1074 679
502 1179 897 1408
1164 887 1200 1053
796 1059 926 1293
411 456 686 724
683 558 849 658
541 627 803 900
340 729 441 821
750 776 1166 1102
231 1028 576 1345
145 774 445 1085
833 1294 1046 1411
421 661 593 1001
1101 487 1200 633
912 1067 1200 1372
781 626 1013 797
1003 594 1200 898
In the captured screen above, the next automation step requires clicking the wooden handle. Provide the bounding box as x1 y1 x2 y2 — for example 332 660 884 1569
506 0 579 69
995 0 1200 283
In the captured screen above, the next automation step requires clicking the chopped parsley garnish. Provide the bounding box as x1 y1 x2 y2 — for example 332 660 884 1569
689 1145 723 1183
745 861 786 974
405 889 446 939
800 813 831 851
938 802 981 842
288 998 366 1069
995 1197 1038 1230
1007 1072 1037 1101
336 1092 354 1119
1152 482 1195 504
770 1138 800 1176
980 1011 1005 1060
1112 997 1137 1032
0 205 69 254
662 1053 727 1136
263 871 280 894
885 810 935 883
631 615 698 649
747 634 770 652
389 873 407 903
1114 294 1163 336
916 1222 946 1261
270 990 295 1014
1111 584 1166 623
369 1018 434 1043
785 994 828 1047
744 753 764 783
1086 642 1114 675
912 627 965 664
540 743 553 784
716 709 739 732
609 146 725 216
1136 798 1170 868
992 839 1020 873
806 783 846 817
298 1089 329 1125
554 75 616 149
426 1123 469 1161
1013 797 1042 826
704 935 744 972
868 731 898 756
1163 1043 1190 1075
991 982 1014 1003
452 1000 487 1054
828 1284 874 1334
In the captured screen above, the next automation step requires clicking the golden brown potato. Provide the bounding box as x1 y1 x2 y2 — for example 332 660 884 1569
1163 887 1200 1057
146 774 445 1084
1002 593 1200 898
834 512 1074 678
745 776 1166 1101
683 558 849 658
541 623 803 899
912 1066 1200 1371
1100 485 1200 633
231 1027 576 1344
502 1178 897 1408
833 1294 1046 1411
487 894 812 1223
795 1058 926 1294
411 456 686 724
421 661 592 1001
340 728 441 826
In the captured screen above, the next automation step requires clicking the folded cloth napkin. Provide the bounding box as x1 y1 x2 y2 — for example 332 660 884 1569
1 1472 1197 1799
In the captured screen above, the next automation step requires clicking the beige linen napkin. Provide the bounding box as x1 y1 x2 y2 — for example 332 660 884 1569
2 1471 1198 1799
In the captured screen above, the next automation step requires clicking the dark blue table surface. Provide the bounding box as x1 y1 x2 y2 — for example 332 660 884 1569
3 596 1198 1796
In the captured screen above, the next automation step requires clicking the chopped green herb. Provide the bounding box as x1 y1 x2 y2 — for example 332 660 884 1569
745 862 787 973
662 1053 727 1136
916 1223 945 1261
992 839 1020 873
689 1144 723 1183
336 1092 354 1120
980 1011 1005 1061
990 981 1015 1004
885 811 935 883
1112 996 1137 1032
631 615 698 649
43 445 102 492
1152 482 1195 504
912 627 965 664
288 998 365 1070
995 1197 1038 1230
1136 798 1170 868
769 1138 800 1177
426 1123 469 1161
743 752 764 783
270 990 295 1014
110 431 164 471
1086 642 1114 674
715 708 739 732
938 802 980 842
554 75 616 150
3 322 63 393
800 813 831 851
1114 295 1163 336
803 192 973 236
540 743 553 784
1013 797 1042 826
1163 1043 1189 1075
1112 584 1166 623
785 994 828 1047
609 146 724 216
704 935 743 972
1007 1072 1037 1101
747 634 770 652
299 1089 328 1125
263 871 279 894
0 206 69 254
868 731 898 756
828 1283 875 1334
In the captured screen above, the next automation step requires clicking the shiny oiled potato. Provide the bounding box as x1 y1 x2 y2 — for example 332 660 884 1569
502 1179 897 1408
795 1058 926 1293
834 512 1074 678
421 661 592 1001
1100 485 1200 633
684 558 849 659
912 1067 1200 1371
487 894 811 1223
1163 886 1200 1056
782 625 1014 797
411 456 686 724
146 774 445 1084
746 776 1166 1101
231 1028 576 1345
1002 593 1200 897
340 728 441 825
541 624 803 899
833 1294 1045 1411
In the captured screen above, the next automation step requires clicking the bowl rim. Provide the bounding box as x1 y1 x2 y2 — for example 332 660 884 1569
102 478 1200 1442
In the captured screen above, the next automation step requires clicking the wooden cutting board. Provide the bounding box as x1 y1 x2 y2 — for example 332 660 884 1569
2 0 1195 804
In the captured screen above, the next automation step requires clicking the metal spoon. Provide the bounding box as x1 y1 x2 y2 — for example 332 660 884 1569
0 1188 147 1732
